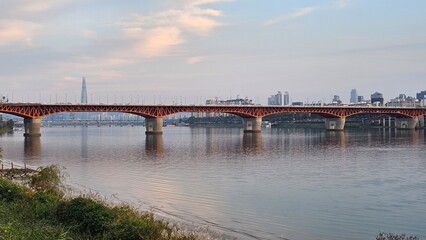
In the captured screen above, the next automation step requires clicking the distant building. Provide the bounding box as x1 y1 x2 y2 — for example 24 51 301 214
204 97 254 117
80 77 89 120
268 91 283 106
0 95 8 103
332 95 342 104
221 97 254 105
292 102 304 106
81 77 88 104
350 89 358 104
417 90 426 100
357 96 364 103
283 92 290 106
387 94 418 107
371 92 384 105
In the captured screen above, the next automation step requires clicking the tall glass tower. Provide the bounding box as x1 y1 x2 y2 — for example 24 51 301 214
350 89 358 104
81 77 88 104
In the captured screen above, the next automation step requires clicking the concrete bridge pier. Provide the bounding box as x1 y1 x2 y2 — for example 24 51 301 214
395 117 419 129
145 117 163 135
242 117 262 133
324 117 346 130
419 116 425 128
24 118 42 137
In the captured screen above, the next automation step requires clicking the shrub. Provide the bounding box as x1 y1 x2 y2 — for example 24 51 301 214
31 190 62 219
0 177 28 202
30 165 65 195
106 207 166 240
56 197 113 236
376 232 419 240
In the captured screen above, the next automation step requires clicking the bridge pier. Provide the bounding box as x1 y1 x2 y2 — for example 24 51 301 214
419 116 425 128
395 117 419 129
324 117 346 130
24 118 42 137
242 117 262 133
145 117 163 135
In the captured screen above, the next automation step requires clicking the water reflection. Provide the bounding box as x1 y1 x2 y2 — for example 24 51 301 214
81 127 88 159
205 128 218 155
24 137 41 161
324 130 346 149
145 134 164 157
242 133 263 154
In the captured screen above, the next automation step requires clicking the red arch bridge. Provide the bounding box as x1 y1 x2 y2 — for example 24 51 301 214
1 103 425 137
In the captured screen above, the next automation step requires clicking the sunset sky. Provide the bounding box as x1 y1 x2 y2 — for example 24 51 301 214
1 0 425 104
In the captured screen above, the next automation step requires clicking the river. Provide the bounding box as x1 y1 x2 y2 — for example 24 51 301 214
1 126 425 240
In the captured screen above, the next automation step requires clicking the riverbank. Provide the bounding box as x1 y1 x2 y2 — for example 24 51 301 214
0 165 196 240
271 121 426 129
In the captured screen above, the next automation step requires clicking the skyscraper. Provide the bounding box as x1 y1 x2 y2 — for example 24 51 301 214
283 92 290 106
350 89 358 104
417 90 426 100
80 77 89 120
371 92 384 105
81 77 88 104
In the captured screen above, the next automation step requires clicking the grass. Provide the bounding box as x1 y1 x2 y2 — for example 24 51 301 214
376 232 419 240
0 165 196 240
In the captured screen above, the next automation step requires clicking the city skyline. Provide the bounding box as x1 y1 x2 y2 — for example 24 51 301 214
1 1 426 104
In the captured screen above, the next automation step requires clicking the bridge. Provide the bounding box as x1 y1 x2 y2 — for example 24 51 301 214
1 103 425 136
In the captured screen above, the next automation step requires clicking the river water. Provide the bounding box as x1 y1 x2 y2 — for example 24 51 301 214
1 126 425 240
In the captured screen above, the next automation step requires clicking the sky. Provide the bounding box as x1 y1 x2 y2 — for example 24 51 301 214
1 0 426 105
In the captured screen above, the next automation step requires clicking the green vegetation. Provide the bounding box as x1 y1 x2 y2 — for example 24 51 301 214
0 119 14 133
0 165 195 240
376 232 419 240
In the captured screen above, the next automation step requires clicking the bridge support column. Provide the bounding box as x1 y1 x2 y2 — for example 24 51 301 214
145 117 163 135
325 117 346 130
395 117 419 129
419 116 425 128
24 118 42 137
242 117 262 133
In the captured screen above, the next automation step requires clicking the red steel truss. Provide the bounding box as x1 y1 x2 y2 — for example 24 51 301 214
1 103 426 119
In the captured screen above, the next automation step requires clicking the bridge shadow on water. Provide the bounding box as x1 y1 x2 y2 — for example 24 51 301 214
145 134 164 158
242 133 264 154
17 127 425 167
24 136 41 161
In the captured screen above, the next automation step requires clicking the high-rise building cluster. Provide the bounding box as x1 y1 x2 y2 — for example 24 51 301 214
266 88 426 107
268 91 283 106
268 91 290 106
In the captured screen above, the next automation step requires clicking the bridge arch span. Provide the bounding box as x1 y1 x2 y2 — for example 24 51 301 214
1 103 425 136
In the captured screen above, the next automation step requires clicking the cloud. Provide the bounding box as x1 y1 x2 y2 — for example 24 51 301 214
117 2 226 58
122 26 185 57
0 0 70 17
187 56 206 64
141 27 184 57
0 20 42 47
81 29 98 39
63 76 79 82
121 7 223 36
335 0 350 9
265 7 315 26
16 0 67 12
188 0 233 6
